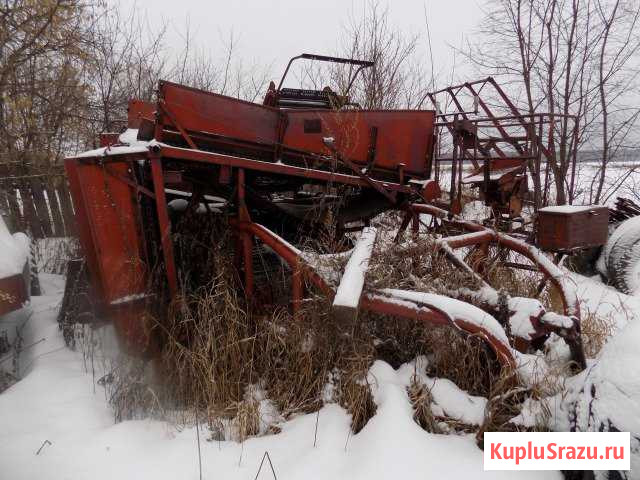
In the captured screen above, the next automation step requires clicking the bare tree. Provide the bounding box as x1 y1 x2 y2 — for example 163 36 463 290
81 3 169 144
466 0 640 205
0 0 94 168
282 1 431 110
336 1 429 109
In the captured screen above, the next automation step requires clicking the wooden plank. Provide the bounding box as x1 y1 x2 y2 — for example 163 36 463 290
44 178 65 236
29 178 53 237
56 180 76 236
18 181 43 238
3 181 24 231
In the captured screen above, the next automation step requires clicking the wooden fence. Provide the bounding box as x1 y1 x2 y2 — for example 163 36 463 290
0 172 76 238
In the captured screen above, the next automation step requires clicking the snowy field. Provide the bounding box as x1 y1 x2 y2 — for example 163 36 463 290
438 160 640 206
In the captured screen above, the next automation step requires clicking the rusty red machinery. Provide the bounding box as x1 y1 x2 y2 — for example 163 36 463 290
64 54 596 372
0 272 29 317
0 220 30 317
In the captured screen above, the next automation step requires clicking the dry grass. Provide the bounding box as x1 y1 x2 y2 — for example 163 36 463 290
100 213 554 441
476 370 529 447
105 273 511 439
106 355 164 422
366 236 481 296
579 310 615 358
407 376 441 433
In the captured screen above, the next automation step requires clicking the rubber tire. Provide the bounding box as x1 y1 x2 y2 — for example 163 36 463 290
604 216 640 295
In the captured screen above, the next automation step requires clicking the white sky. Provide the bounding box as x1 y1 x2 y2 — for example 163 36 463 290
115 0 483 85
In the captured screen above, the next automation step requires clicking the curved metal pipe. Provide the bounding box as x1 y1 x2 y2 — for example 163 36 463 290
230 219 516 369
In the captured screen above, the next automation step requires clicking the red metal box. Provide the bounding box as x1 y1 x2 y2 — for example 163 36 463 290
537 205 609 251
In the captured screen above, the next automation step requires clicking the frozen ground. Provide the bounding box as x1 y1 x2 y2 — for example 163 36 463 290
573 272 640 330
1 267 639 479
0 273 566 480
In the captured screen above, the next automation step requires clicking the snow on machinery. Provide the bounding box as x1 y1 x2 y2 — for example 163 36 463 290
64 53 599 374
0 217 30 318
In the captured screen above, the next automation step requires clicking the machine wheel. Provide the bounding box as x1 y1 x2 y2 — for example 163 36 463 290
604 216 640 295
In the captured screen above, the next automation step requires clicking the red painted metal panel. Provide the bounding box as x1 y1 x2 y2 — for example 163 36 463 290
66 159 156 356
0 270 29 316
127 99 155 129
159 81 279 144
65 159 101 293
64 159 146 304
283 110 435 176
158 81 435 178
99 133 120 147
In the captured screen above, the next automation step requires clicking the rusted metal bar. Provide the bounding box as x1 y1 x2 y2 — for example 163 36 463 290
237 169 254 299
150 154 178 296
230 219 516 369
158 100 198 150
276 53 373 92
360 294 515 369
435 155 536 163
463 82 522 156
153 145 417 195
440 228 579 319
104 164 156 200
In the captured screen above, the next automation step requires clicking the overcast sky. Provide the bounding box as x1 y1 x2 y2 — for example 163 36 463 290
115 0 484 84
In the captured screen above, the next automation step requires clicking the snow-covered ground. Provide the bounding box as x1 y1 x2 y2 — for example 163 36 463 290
2 249 640 478
0 273 569 480
439 161 640 206
573 273 640 330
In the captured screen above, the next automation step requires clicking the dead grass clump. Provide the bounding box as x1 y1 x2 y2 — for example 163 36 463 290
158 287 381 435
233 398 260 441
160 278 254 416
138 257 381 436
407 376 441 433
366 236 480 295
350 309 505 402
339 375 377 434
106 355 164 422
258 302 333 416
423 327 500 397
476 369 529 447
579 311 615 358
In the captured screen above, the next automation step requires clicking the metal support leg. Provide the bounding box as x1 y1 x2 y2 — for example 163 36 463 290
150 155 178 296
237 169 253 299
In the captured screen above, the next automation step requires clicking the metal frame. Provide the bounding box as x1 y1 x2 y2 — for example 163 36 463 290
425 77 580 214
276 53 374 93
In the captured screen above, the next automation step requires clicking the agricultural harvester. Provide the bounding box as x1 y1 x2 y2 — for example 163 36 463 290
64 54 607 374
